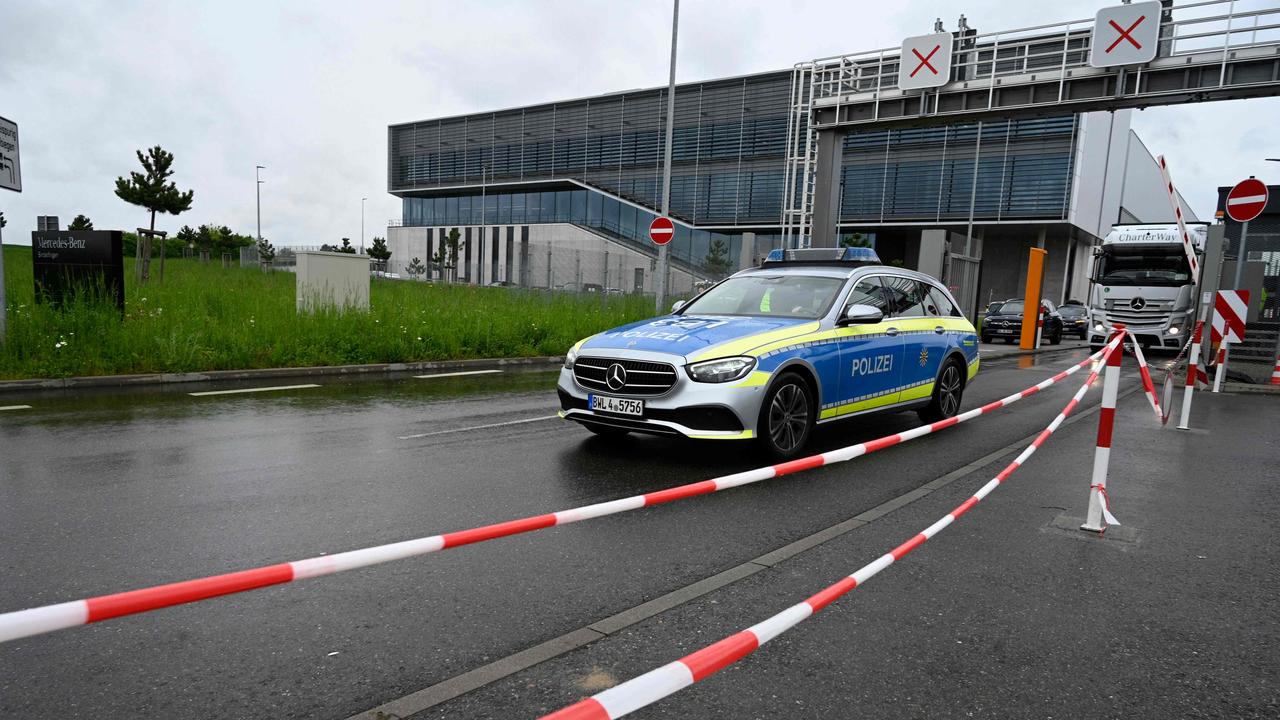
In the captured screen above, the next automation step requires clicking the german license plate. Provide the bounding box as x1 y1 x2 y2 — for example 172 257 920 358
589 394 643 416
995 328 1014 334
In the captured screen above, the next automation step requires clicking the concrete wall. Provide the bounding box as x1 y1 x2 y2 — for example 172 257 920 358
295 251 370 312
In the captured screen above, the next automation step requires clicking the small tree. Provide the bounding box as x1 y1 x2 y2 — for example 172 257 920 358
406 256 426 279
176 225 198 257
840 232 872 248
257 237 276 265
339 238 357 254
114 146 194 283
429 244 449 282
368 236 391 271
702 238 733 279
69 214 94 231
443 228 461 282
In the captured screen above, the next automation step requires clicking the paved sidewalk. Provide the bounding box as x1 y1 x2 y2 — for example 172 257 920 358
425 387 1280 718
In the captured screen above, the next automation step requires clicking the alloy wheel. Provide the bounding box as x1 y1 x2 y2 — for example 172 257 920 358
938 364 962 417
768 383 809 452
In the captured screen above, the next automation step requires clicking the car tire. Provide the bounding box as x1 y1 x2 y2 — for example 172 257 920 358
584 424 630 440
980 335 991 344
1049 330 1062 345
918 358 965 424
756 373 815 461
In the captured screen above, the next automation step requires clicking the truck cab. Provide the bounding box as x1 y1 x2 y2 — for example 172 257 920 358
1087 224 1206 351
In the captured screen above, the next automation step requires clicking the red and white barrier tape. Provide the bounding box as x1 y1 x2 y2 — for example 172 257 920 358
0 347 1109 646
540 335 1124 720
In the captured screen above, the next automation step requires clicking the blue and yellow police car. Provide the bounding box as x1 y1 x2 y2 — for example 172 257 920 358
557 248 979 458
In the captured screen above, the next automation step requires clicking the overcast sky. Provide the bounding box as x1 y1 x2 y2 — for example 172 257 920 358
2 0 1277 247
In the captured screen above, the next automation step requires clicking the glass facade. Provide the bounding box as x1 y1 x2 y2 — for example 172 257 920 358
401 187 782 268
390 70 1080 240
389 71 794 226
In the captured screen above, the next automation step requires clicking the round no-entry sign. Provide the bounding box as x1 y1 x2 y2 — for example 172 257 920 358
649 216 674 246
1226 178 1268 223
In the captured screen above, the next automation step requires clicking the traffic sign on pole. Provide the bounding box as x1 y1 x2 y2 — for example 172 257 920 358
1225 178 1268 223
1089 1 1161 68
0 116 19 194
897 32 953 91
649 216 675 246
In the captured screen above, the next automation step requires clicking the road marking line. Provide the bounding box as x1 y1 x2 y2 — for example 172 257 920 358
350 383 1140 720
413 370 504 379
397 414 558 440
188 384 321 397
0 405 33 411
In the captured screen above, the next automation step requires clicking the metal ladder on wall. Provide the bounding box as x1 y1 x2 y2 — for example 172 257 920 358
781 62 818 250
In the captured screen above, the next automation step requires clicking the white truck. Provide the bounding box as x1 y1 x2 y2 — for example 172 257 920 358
1087 223 1207 351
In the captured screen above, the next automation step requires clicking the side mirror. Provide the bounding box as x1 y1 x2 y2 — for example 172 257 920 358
670 300 686 313
839 303 884 326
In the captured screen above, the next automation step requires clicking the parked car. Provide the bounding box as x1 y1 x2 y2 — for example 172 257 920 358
981 299 1063 345
1057 303 1089 339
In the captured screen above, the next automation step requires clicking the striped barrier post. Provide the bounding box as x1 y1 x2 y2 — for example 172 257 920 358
1123 333 1163 423
0 347 1117 646
1177 321 1205 430
1081 329 1125 533
1272 354 1280 386
1213 345 1228 393
540 337 1123 720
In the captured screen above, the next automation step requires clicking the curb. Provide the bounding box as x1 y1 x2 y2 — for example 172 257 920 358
0 356 565 393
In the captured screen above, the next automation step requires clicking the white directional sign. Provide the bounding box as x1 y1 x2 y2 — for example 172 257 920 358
898 32 953 91
1090 1 1161 68
0 115 19 193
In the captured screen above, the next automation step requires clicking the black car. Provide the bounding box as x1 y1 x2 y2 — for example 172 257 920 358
1057 303 1089 339
981 299 1063 345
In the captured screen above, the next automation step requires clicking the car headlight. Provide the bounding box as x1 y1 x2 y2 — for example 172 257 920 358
564 345 578 369
686 356 756 383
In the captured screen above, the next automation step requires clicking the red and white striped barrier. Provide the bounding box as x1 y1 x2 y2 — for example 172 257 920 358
0 348 1111 646
1177 321 1205 430
1156 156 1202 283
1122 331 1163 424
1213 345 1228 393
540 336 1125 720
1082 330 1125 533
1272 354 1280 386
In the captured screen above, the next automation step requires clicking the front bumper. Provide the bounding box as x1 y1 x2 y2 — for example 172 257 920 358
1088 315 1192 350
556 358 765 440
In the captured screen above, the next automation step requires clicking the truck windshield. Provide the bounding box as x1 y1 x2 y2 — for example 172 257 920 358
1096 248 1192 287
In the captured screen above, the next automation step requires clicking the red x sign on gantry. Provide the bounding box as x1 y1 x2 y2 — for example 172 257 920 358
1106 15 1146 53
898 32 953 90
910 44 941 77
1090 1 1160 68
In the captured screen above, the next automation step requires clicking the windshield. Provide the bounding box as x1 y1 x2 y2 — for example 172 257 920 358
679 274 845 319
996 300 1024 315
1096 248 1192 287
1058 305 1087 318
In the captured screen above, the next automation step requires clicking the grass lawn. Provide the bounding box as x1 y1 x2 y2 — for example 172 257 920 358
0 245 658 379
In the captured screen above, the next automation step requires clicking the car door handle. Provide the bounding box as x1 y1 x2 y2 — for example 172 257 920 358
934 326 945 334
885 327 899 337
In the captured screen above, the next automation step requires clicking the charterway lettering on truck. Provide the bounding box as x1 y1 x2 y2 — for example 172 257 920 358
853 354 893 376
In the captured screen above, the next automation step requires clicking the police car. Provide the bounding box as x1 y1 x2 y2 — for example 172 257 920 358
557 248 979 459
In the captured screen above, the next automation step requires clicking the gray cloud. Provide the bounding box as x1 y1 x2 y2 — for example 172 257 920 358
1 0 1274 247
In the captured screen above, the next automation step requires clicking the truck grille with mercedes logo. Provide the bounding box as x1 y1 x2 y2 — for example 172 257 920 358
573 357 678 396
1102 297 1174 328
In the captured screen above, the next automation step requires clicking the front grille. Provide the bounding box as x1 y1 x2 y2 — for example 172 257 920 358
573 357 678 397
1104 299 1173 328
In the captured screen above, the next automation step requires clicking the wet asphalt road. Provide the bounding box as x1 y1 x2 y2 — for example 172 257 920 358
0 347 1155 718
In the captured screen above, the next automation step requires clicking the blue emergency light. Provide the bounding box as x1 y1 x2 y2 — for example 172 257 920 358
762 247 882 267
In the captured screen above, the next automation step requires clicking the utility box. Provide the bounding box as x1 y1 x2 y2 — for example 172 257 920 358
295 251 369 312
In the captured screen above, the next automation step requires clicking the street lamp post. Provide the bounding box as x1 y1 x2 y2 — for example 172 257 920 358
361 197 368 254
256 165 265 249
655 0 679 312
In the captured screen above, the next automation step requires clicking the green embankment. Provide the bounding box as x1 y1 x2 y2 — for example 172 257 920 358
0 245 655 379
